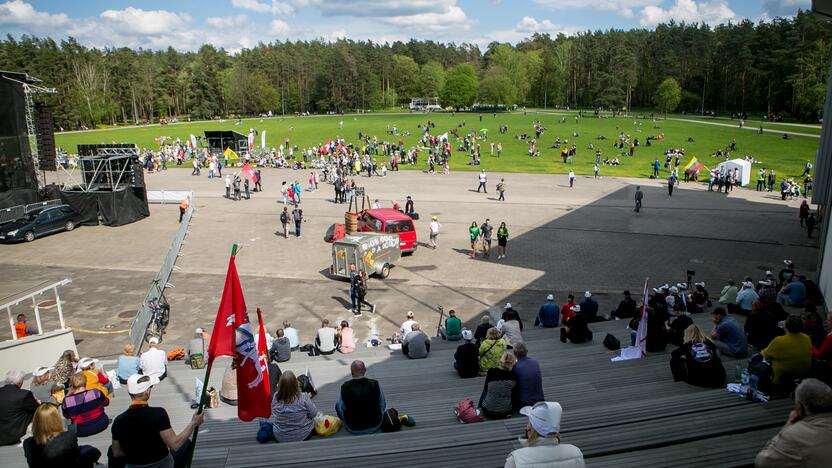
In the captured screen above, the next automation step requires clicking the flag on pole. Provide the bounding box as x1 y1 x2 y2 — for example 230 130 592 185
241 162 256 182
261 130 266 149
256 307 271 397
224 147 239 160
190 134 197 149
683 157 704 174
206 252 271 421
635 278 649 357
248 129 255 152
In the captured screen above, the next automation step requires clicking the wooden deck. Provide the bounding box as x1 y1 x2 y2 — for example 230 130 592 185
0 314 790 467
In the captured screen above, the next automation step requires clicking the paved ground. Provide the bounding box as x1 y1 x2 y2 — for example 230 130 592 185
0 168 818 356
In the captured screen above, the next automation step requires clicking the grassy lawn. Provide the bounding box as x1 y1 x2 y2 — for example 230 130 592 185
55 111 820 181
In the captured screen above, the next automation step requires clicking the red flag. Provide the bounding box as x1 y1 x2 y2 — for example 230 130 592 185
241 162 256 182
635 278 649 357
206 253 271 421
207 255 246 364
256 307 271 397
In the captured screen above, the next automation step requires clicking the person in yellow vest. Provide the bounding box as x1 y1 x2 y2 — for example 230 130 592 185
179 196 190 223
763 315 813 385
78 358 113 399
14 313 38 338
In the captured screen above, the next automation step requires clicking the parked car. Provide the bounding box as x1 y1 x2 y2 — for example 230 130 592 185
358 208 417 253
0 204 81 243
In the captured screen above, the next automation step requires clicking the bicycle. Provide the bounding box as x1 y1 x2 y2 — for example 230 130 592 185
145 279 171 343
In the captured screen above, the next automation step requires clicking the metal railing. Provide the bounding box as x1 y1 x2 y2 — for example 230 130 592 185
0 199 62 225
129 193 194 353
2 279 72 341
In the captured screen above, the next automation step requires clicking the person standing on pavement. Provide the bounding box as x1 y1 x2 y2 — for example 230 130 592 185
281 181 288 206
233 174 241 201
497 222 508 259
477 169 488 193
244 178 250 200
292 204 303 237
568 170 575 188
807 212 817 238
225 174 231 199
497 179 506 201
635 186 643 212
667 173 676 197
480 219 494 258
280 207 289 238
429 216 441 249
469 221 480 259
179 196 190 223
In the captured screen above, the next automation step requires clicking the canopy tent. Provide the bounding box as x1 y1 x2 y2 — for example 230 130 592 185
717 158 752 186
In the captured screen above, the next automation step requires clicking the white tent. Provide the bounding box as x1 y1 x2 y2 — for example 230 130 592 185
718 158 752 186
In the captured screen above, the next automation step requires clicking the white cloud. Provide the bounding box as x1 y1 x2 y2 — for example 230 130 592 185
516 16 564 34
309 0 448 17
377 4 474 33
206 14 248 28
232 0 294 16
640 0 738 26
270 19 290 35
761 0 810 18
0 0 69 30
99 7 192 36
533 0 660 19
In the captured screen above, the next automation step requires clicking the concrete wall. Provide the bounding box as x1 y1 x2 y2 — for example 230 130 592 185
0 329 76 377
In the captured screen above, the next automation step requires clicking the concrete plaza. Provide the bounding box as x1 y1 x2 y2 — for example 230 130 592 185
0 167 818 356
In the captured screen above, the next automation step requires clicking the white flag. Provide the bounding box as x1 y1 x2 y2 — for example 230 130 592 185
261 130 266 149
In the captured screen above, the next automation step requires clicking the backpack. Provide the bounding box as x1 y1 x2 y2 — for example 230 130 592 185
453 399 483 424
190 353 206 369
603 333 621 351
381 408 402 432
280 212 288 224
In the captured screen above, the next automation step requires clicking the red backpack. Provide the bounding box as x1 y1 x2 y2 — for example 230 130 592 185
453 399 483 424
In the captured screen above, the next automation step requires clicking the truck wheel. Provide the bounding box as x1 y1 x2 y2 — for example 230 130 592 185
379 264 391 279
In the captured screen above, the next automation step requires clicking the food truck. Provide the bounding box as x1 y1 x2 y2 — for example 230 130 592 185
330 232 401 279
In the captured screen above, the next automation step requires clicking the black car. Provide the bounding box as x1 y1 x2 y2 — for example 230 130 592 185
0 204 81 243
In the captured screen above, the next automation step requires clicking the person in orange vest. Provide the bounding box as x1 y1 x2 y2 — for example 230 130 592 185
179 196 190 223
14 313 38 338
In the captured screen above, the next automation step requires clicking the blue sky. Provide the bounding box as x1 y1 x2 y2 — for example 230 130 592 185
0 0 813 52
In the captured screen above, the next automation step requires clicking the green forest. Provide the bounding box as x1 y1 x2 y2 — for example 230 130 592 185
1 11 830 129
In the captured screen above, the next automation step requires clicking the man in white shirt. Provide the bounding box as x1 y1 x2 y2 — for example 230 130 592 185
477 169 488 193
399 311 417 338
140 337 168 380
315 319 337 355
429 217 441 249
283 320 300 350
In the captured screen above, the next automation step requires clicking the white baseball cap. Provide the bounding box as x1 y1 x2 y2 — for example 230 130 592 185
127 374 160 394
78 358 99 369
669 286 679 294
32 366 54 377
520 401 563 435
406 311 414 318
765 270 773 276
148 337 160 345
742 281 754 288
504 303 512 309
546 294 554 301
584 291 592 298
462 329 474 341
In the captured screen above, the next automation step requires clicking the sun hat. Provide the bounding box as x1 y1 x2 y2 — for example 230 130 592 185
584 291 592 298
546 294 554 301
32 366 54 377
78 358 99 369
127 374 160 394
462 329 474 341
148 337 160 345
406 311 414 318
504 303 512 309
520 401 563 435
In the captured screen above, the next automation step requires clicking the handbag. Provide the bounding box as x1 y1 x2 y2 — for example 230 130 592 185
381 408 402 432
453 399 483 424
314 413 342 437
206 387 219 408
603 333 621 351
190 353 206 370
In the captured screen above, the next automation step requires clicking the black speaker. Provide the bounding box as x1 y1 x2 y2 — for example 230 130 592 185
35 103 56 171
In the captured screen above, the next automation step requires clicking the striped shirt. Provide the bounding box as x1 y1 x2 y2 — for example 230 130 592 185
61 388 109 437
269 392 317 442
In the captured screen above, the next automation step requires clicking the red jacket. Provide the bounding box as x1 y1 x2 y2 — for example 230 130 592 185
813 333 832 363
560 301 577 323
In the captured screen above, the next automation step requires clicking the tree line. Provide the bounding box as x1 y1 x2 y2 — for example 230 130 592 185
0 10 830 129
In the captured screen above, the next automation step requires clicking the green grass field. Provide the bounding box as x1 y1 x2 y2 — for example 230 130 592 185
55 111 820 181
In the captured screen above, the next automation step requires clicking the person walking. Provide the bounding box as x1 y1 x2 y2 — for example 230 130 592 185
634 186 643 213
469 221 480 259
497 179 506 201
292 204 303 237
244 178 250 200
280 207 289 238
281 181 288 206
667 173 676 197
254 170 262 192
594 163 600 179
497 222 508 259
233 174 241 201
354 270 376 316
800 200 810 227
179 196 190 223
807 212 817 238
477 169 488 193
429 216 441 249
568 169 575 188
225 175 231 199
480 219 493 258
